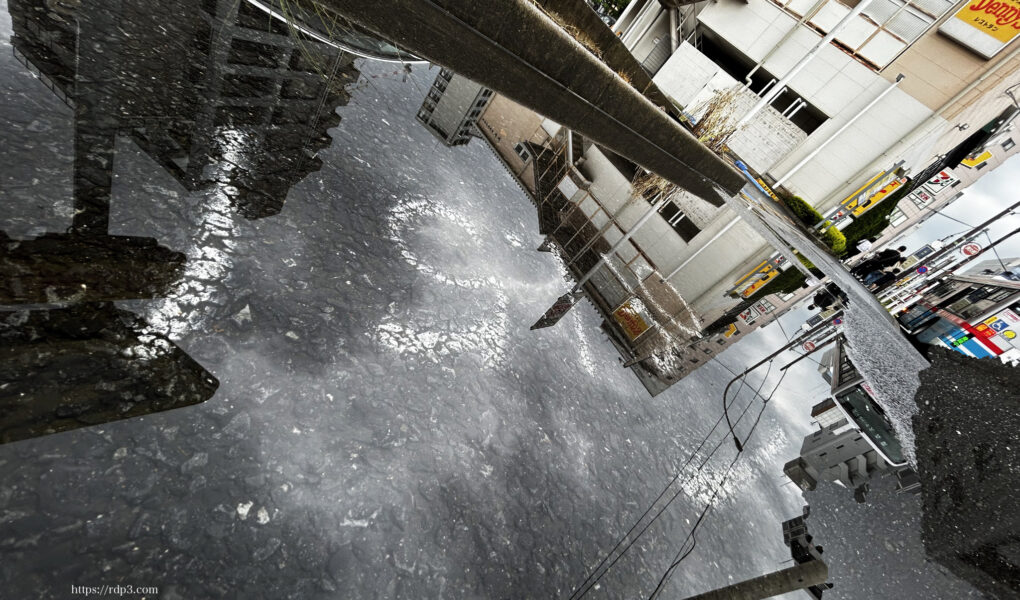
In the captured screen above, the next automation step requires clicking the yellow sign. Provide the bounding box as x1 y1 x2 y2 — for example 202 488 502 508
954 0 1020 43
613 301 651 341
849 179 903 217
740 268 779 298
840 171 887 207
756 178 781 202
723 323 738 338
733 260 769 288
962 151 993 168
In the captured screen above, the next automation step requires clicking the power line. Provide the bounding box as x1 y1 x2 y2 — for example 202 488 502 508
646 368 790 600
565 359 772 600
983 230 1010 272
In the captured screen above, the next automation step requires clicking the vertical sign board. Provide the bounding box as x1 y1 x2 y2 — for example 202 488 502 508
939 0 1020 59
984 308 1020 355
531 292 581 330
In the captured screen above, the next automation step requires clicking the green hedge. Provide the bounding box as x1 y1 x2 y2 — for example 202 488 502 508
841 183 911 248
782 195 824 227
822 226 847 255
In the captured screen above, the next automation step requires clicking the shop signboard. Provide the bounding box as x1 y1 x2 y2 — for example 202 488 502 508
923 170 958 193
739 308 757 325
845 177 905 219
939 0 1020 59
531 292 580 330
738 264 779 298
985 310 1020 354
912 189 935 206
961 151 993 169
612 299 652 341
829 170 894 224
962 242 983 256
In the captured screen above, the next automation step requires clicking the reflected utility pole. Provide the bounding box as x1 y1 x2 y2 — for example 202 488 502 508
679 507 832 600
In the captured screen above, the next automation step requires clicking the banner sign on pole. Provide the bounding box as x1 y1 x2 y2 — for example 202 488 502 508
531 292 581 330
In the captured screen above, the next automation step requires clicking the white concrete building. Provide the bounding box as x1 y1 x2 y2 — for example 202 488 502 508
783 337 919 502
416 68 493 146
562 0 1020 321
464 0 1020 393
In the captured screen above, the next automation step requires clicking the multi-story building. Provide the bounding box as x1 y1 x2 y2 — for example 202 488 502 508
783 336 918 502
428 0 1019 393
873 118 1020 249
897 257 1020 361
605 0 1020 305
617 0 1020 207
9 0 359 220
416 69 494 146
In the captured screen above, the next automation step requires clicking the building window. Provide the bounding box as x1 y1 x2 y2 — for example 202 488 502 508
659 201 701 242
976 161 988 170
1003 138 1016 151
514 142 532 163
767 0 958 70
888 208 907 227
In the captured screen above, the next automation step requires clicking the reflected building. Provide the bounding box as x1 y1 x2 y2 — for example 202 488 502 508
783 336 919 503
0 303 218 445
2 0 361 443
9 0 359 219
416 69 493 147
0 184 216 443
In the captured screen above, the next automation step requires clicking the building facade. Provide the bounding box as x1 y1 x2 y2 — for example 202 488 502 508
897 257 1020 361
875 133 1020 249
416 69 493 146
423 0 1019 393
783 336 918 502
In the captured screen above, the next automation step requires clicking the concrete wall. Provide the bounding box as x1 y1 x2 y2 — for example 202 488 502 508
576 144 772 314
429 76 482 141
478 95 548 197
654 43 807 173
